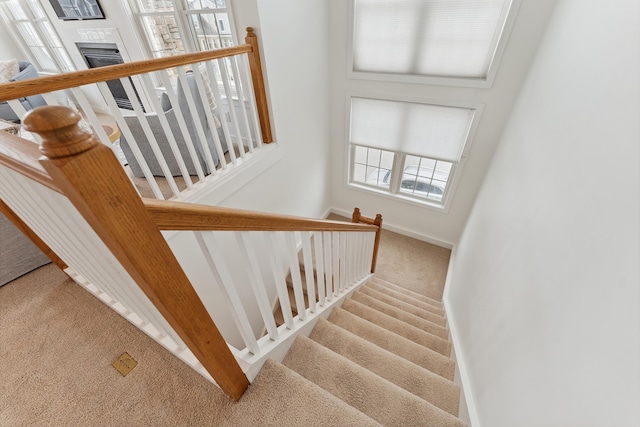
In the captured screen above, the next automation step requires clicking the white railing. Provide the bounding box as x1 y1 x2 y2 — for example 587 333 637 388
0 29 270 202
0 103 379 398
184 229 376 379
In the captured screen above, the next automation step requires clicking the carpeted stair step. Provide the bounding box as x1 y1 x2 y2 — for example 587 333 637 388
351 291 449 339
359 286 447 327
282 336 465 427
371 277 443 309
309 318 460 414
328 308 454 378
365 281 445 316
226 359 380 426
340 299 452 357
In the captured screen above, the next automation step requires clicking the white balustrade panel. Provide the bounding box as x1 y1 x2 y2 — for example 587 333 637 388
0 164 186 352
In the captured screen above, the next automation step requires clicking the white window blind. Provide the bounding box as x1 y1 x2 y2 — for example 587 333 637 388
352 0 511 79
350 97 474 163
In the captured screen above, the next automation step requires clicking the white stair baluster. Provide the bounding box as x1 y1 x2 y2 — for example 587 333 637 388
237 231 279 341
332 231 341 295
284 232 306 320
96 81 164 199
267 232 294 329
313 231 326 306
120 77 181 197
301 231 316 313
194 231 260 355
158 70 207 181
323 231 333 300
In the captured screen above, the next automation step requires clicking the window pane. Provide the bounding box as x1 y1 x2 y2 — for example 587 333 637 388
142 15 184 56
380 150 394 170
351 144 393 189
354 145 368 164
5 0 28 20
353 0 510 79
138 0 174 13
398 155 449 202
353 163 367 183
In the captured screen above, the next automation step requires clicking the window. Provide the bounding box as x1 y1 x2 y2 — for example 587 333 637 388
130 0 238 95
0 0 75 73
348 97 474 207
132 0 235 59
350 0 515 86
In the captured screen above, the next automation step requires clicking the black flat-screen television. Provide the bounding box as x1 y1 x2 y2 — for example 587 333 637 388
49 0 105 21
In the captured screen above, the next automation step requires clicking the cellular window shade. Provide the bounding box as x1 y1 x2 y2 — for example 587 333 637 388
353 0 510 79
350 97 473 163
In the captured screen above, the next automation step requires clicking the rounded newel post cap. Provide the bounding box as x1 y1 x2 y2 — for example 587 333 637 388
23 105 97 159
246 27 255 35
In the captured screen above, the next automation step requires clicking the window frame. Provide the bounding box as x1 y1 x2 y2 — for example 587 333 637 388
346 0 522 89
0 0 75 73
345 92 484 212
128 0 239 60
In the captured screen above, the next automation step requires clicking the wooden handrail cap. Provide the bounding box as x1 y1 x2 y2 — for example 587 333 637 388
23 105 97 159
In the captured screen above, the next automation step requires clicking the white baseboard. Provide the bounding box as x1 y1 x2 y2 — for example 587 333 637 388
443 246 481 427
327 207 453 249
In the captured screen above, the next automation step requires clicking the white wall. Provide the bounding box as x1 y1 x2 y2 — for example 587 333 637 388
327 0 558 246
220 0 331 218
446 1 640 425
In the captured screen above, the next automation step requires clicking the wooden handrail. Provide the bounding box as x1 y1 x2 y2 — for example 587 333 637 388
24 106 249 400
245 28 273 143
144 198 378 232
352 207 383 273
0 45 251 102
0 28 273 145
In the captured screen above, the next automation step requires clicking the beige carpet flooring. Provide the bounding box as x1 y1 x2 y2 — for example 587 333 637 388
0 223 452 426
328 213 451 301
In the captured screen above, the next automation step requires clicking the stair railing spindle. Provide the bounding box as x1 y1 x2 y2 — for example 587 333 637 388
237 231 279 341
267 232 294 329
301 231 317 313
194 231 260 355
313 231 326 306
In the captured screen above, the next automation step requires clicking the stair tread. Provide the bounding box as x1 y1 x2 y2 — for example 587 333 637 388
371 277 443 308
224 359 381 426
352 291 449 339
310 318 460 415
283 336 465 427
366 281 445 316
341 299 452 357
360 286 447 327
329 308 454 379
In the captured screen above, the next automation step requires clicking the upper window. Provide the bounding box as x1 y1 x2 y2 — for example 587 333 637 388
349 97 475 207
351 0 513 85
132 0 234 59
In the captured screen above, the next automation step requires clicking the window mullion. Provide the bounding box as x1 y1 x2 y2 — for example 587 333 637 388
388 153 404 194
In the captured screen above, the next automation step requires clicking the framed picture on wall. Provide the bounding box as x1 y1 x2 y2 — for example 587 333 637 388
49 0 105 21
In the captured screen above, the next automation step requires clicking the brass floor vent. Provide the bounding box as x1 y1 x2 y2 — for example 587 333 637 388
112 352 138 377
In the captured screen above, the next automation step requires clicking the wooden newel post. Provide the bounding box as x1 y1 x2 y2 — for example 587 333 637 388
24 106 249 401
245 27 273 143
371 213 383 273
351 207 383 273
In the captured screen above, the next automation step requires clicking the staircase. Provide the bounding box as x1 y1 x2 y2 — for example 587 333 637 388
252 277 466 426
